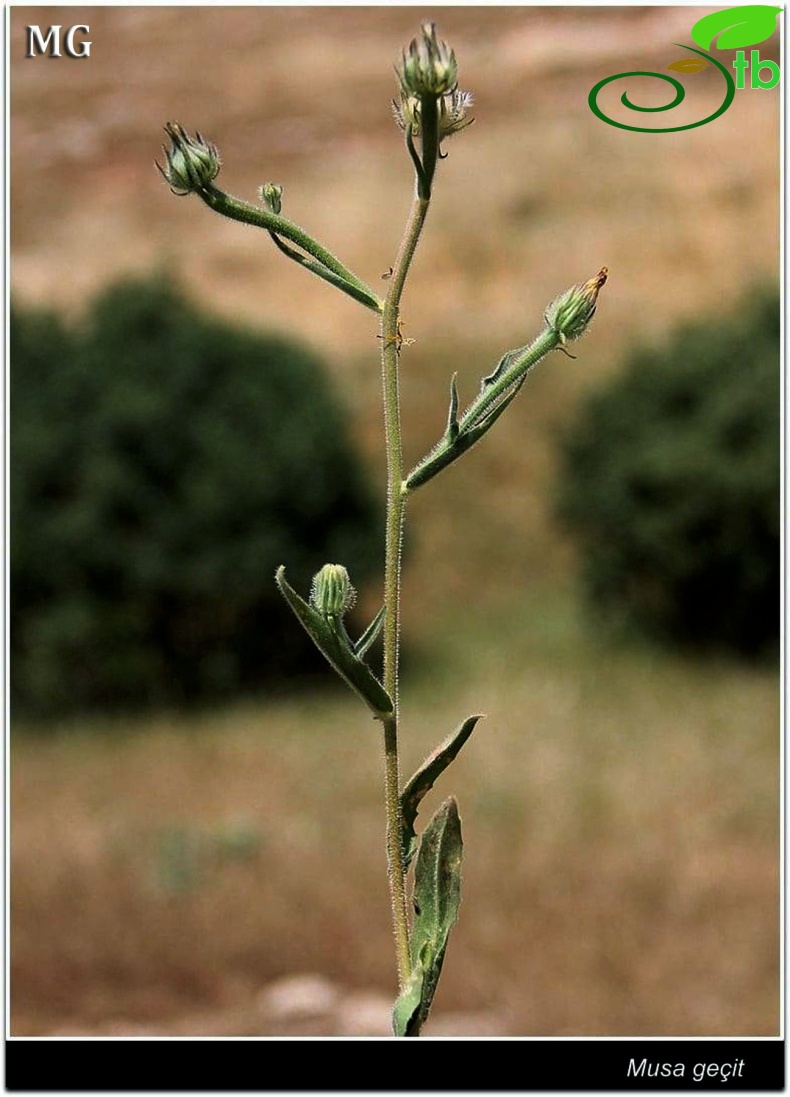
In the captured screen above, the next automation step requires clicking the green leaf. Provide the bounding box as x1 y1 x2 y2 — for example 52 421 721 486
353 605 385 659
481 347 520 388
407 797 463 1032
691 5 782 50
275 566 393 718
391 961 425 1037
401 715 482 868
446 373 460 442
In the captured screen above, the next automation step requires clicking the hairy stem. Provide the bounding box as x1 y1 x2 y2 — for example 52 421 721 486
460 327 560 431
380 193 430 991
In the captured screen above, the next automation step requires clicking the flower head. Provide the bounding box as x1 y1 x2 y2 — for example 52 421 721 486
545 267 609 343
156 122 220 196
398 22 458 97
310 564 356 619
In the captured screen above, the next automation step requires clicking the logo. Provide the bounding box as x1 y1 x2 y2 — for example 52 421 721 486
589 5 781 132
25 24 91 58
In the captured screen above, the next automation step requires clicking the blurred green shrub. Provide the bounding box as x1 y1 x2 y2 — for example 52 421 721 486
11 276 380 716
556 290 779 658
148 822 262 896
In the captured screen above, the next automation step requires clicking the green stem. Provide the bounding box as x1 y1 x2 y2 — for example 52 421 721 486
417 95 440 200
460 327 559 430
380 192 430 992
197 183 384 313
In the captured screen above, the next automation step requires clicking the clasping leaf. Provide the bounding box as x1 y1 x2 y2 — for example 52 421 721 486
392 797 463 1036
400 714 481 868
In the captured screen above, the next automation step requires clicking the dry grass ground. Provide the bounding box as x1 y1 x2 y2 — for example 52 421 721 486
11 590 779 1036
10 6 780 1036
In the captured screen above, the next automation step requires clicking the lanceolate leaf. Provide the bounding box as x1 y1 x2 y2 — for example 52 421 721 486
411 799 463 959
405 797 463 1034
400 714 482 867
691 5 782 50
275 567 393 719
354 605 386 659
481 347 520 388
446 373 460 442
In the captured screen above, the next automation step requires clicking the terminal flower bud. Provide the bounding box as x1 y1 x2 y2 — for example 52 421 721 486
156 122 220 196
545 267 609 342
310 564 356 619
398 22 458 97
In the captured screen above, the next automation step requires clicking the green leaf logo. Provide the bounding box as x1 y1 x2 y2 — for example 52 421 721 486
691 5 782 50
667 58 710 73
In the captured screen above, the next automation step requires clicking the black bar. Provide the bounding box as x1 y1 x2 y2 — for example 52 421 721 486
4 1037 785 1091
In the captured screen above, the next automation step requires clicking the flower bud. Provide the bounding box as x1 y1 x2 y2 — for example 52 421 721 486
310 564 356 619
398 22 458 98
260 182 283 215
545 267 609 342
157 122 220 196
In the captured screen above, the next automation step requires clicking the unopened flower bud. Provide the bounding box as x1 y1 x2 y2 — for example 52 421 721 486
260 182 283 215
156 122 220 196
310 564 356 619
545 267 609 342
398 22 458 98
